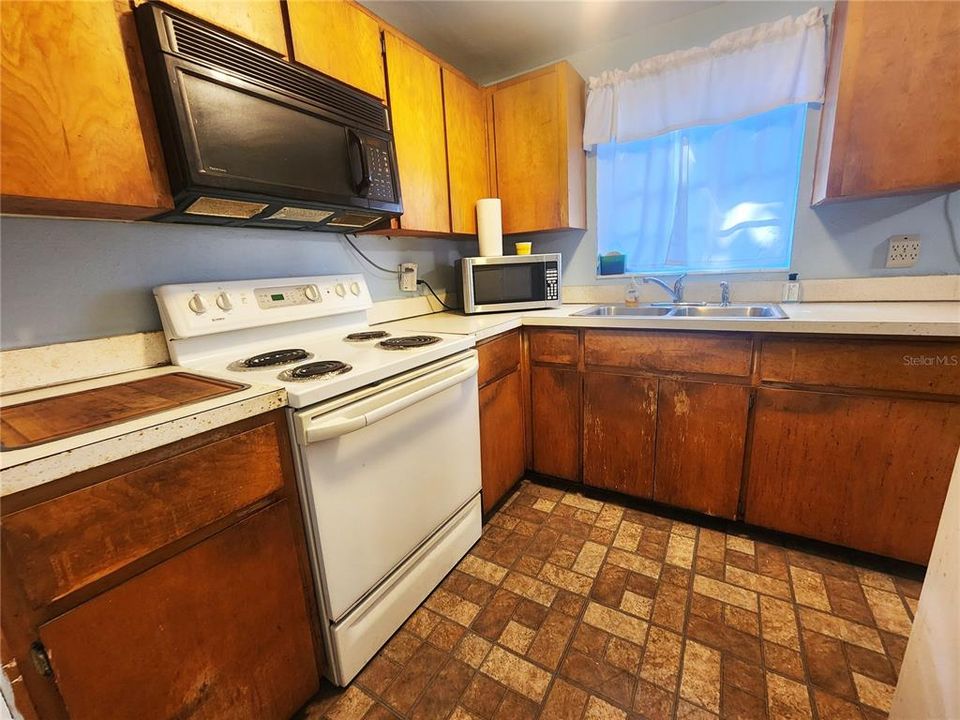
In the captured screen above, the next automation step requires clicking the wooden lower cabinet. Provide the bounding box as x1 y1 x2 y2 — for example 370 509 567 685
744 388 960 564
0 411 321 720
582 371 656 498
654 380 750 519
531 365 581 481
479 371 525 512
38 501 317 720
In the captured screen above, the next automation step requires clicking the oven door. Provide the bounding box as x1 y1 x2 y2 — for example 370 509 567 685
292 351 481 622
461 254 561 313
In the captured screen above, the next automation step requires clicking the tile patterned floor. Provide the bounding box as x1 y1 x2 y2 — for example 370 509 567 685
301 480 923 720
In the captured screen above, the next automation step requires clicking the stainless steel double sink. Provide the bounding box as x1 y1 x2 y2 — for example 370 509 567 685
573 303 788 319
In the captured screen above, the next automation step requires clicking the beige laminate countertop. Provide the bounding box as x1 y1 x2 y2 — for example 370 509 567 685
0 366 287 498
380 302 960 340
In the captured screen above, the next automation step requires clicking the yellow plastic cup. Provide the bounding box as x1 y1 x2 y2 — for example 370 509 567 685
515 242 532 255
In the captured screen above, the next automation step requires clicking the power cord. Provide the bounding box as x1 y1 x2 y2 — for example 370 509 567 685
418 278 456 310
343 234 397 275
344 234 457 310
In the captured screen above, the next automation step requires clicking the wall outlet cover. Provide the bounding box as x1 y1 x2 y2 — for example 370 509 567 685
885 235 921 268
399 262 418 292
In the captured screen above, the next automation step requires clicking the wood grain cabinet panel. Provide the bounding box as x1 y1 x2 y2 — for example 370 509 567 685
760 337 960 395
156 0 287 55
812 1 960 202
528 328 579 366
479 371 526 513
490 61 586 234
477 329 521 386
443 68 490 234
654 380 750 519
583 372 656 499
286 0 386 99
531 365 581 481
0 0 172 219
584 330 753 377
383 32 450 233
39 501 319 720
3 421 285 607
744 388 960 564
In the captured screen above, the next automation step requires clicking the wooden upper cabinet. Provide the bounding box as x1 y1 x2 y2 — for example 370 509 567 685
383 32 451 233
812 1 960 203
156 0 287 55
443 69 490 234
490 61 586 234
0 1 172 219
286 1 386 100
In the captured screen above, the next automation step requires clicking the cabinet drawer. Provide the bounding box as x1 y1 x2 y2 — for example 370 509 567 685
528 328 579 366
478 329 521 386
2 419 285 607
584 330 753 377
760 337 960 395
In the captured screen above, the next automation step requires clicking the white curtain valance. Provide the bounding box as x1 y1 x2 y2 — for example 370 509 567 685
583 7 826 150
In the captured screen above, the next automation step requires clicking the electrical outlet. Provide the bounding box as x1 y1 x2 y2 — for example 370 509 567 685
398 262 418 292
885 235 921 268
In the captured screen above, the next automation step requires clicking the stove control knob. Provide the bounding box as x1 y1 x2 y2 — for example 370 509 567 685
350 281 362 296
304 285 321 302
187 293 207 314
215 292 233 311
335 283 346 298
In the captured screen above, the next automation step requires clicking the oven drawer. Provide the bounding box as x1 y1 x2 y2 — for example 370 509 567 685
2 420 285 607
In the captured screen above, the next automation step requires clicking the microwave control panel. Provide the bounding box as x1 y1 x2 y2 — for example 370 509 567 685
545 261 559 301
365 136 396 202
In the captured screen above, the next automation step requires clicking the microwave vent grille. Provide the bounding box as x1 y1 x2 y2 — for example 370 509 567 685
167 16 388 132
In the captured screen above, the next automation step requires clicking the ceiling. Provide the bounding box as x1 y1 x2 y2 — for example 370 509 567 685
360 1 722 85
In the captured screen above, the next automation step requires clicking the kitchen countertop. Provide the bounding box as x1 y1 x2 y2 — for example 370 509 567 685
0 366 287 498
381 301 960 339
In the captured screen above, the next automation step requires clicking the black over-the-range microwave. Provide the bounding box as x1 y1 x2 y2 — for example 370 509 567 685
456 254 562 314
134 2 402 232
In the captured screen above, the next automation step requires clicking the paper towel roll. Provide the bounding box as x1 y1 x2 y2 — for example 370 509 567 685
477 198 503 257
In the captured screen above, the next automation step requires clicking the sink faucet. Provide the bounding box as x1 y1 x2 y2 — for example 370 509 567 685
720 281 730 307
642 273 686 303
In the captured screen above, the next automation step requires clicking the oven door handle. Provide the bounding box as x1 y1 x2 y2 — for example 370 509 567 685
300 355 479 444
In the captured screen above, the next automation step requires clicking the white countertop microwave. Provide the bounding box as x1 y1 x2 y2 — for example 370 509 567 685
455 254 562 314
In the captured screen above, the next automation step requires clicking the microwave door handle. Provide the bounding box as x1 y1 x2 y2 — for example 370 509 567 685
347 129 371 197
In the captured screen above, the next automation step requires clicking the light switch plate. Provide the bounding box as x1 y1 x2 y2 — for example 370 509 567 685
885 235 921 268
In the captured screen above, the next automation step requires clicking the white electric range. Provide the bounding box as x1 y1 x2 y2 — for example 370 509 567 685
155 275 482 685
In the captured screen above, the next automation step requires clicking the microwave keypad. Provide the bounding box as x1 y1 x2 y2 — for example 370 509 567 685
366 144 395 202
546 265 559 300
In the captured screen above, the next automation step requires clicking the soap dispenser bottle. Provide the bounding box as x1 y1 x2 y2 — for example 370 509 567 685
782 273 801 303
625 277 641 306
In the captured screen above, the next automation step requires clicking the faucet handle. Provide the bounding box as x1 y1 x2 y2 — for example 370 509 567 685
672 273 687 289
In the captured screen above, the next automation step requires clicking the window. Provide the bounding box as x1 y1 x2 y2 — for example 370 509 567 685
596 103 807 276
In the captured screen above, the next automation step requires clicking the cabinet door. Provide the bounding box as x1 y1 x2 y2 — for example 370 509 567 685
745 388 960 564
1 1 171 219
531 365 580 481
480 370 526 513
654 380 749 519
583 372 657 499
383 32 450 233
39 501 319 720
287 0 385 100
492 62 585 234
159 0 287 55
812 1 960 202
443 69 489 234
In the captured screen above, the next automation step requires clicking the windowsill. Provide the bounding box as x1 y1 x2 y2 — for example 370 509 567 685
595 267 792 280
